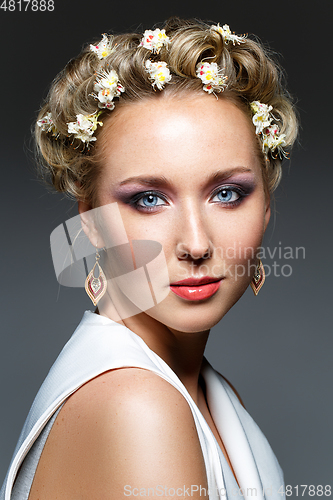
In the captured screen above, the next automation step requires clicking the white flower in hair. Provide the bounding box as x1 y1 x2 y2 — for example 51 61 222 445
145 60 172 90
250 101 273 134
262 125 287 156
90 34 113 59
250 101 287 157
211 24 246 45
37 112 58 136
93 69 125 109
95 89 116 110
139 28 170 54
196 62 228 94
67 112 103 144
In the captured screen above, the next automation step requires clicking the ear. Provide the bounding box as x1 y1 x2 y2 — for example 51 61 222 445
78 200 105 248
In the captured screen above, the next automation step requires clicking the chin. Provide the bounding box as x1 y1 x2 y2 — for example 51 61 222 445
146 288 244 334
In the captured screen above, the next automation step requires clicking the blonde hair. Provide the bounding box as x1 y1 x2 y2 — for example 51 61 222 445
35 17 298 202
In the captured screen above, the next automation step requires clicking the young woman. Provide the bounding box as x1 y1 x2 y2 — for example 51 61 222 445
1 18 297 500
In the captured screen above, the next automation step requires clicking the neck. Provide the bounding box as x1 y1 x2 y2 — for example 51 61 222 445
98 305 209 404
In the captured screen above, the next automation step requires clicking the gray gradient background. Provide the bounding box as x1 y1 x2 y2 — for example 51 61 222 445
0 0 332 494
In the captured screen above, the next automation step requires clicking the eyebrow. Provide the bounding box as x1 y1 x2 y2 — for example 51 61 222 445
209 167 253 182
119 175 171 188
118 167 253 189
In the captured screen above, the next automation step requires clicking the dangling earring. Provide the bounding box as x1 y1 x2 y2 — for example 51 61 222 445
251 259 265 296
85 247 107 306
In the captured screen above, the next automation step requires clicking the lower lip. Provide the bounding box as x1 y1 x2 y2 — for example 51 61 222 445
170 281 222 301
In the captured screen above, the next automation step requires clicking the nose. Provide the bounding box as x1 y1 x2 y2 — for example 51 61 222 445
176 204 213 261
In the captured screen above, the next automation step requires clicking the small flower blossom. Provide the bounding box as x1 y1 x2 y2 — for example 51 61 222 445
196 62 228 94
250 101 273 134
145 60 172 90
211 24 246 45
67 112 103 144
250 101 287 157
90 34 113 59
37 112 58 136
262 125 287 156
139 28 170 54
92 69 125 109
95 89 116 110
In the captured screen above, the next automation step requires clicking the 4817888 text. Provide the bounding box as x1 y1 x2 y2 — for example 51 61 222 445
285 485 331 496
0 0 54 11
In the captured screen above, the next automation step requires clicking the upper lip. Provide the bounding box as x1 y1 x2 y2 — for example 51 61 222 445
170 276 223 286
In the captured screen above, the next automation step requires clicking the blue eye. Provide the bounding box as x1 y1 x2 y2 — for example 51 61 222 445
134 192 167 211
212 188 241 204
137 194 164 208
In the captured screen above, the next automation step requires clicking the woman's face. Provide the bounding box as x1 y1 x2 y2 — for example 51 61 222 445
83 94 270 333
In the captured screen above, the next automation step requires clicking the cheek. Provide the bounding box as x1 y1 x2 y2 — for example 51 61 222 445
211 203 266 280
113 207 175 251
232 218 265 255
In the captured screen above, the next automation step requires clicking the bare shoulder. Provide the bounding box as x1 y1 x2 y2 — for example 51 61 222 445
29 368 208 500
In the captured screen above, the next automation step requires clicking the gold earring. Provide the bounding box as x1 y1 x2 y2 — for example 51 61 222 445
251 259 265 296
85 247 107 306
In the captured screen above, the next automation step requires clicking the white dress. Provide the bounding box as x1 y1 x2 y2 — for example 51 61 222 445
0 311 285 500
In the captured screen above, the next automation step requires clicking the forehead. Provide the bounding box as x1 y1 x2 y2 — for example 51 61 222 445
97 95 261 183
